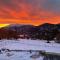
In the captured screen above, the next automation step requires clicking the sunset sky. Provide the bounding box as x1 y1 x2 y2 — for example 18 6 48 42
0 24 9 28
0 0 60 26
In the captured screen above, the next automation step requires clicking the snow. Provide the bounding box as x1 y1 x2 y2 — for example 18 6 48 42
0 39 60 54
0 50 44 60
0 39 60 60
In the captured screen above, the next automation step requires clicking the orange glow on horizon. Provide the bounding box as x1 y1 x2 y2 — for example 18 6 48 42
0 16 60 26
0 24 9 28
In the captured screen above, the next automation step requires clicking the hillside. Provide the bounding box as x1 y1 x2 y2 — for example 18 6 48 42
0 23 60 43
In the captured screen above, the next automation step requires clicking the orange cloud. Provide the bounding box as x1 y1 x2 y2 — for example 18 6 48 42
0 0 60 26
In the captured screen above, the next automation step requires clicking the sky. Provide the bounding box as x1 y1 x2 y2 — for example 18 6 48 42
0 0 60 26
0 24 9 28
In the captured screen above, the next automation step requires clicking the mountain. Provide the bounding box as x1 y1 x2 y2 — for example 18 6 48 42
0 24 38 39
2 23 58 31
2 24 37 34
0 23 60 43
37 23 56 31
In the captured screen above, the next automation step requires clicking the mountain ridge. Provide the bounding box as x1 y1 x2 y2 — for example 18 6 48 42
0 23 60 43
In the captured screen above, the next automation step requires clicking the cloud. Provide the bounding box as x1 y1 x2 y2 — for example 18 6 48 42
0 0 60 24
42 0 60 14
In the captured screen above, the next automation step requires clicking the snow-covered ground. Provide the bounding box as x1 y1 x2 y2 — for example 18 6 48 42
0 51 44 60
0 39 60 54
0 39 60 60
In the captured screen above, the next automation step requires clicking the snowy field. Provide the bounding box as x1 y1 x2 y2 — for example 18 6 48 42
0 39 60 54
0 39 60 60
0 51 44 60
